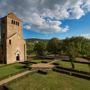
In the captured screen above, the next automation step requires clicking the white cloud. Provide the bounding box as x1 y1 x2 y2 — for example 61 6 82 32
80 33 90 39
30 20 69 33
82 0 90 12
0 0 90 33
68 6 85 19
24 25 31 30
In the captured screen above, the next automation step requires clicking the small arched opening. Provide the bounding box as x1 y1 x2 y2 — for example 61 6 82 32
16 54 20 61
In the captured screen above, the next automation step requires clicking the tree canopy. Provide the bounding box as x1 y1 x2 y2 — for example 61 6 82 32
34 41 46 56
47 38 60 55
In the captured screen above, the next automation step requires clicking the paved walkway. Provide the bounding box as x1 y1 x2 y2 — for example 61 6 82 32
0 70 36 86
31 60 58 70
31 63 55 69
48 59 58 64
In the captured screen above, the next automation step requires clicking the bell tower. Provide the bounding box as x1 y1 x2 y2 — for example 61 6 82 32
0 12 27 64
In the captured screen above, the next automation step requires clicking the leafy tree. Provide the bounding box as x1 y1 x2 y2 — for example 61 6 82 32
62 38 78 69
26 42 35 55
47 38 60 56
80 39 90 57
67 36 90 57
62 36 90 69
34 41 46 56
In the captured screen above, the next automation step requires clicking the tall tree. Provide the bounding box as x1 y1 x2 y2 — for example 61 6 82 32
34 41 46 56
62 36 90 69
47 38 60 56
62 38 78 69
68 36 90 57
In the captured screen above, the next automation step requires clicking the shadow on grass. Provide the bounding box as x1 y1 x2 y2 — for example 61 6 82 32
0 85 11 90
41 61 48 63
14 65 25 69
37 70 48 75
88 63 90 69
20 61 37 64
19 61 30 64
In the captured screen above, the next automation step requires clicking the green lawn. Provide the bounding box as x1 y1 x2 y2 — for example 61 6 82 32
6 71 90 90
0 63 26 80
0 64 5 67
55 60 90 73
0 59 51 80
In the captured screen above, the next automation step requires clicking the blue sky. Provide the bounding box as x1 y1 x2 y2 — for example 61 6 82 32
23 12 90 39
0 0 90 39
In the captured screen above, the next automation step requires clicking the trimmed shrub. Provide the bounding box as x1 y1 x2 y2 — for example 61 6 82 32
55 66 90 75
53 67 90 80
52 62 59 65
37 70 48 75
30 62 37 64
41 61 48 63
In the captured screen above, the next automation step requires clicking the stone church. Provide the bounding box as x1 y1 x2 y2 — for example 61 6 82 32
0 12 27 64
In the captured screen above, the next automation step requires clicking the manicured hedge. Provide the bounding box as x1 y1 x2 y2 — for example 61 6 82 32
52 62 59 65
62 60 90 64
41 61 48 63
56 66 90 75
37 70 48 75
53 67 90 80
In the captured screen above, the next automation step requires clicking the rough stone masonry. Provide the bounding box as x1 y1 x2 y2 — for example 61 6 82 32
0 12 27 64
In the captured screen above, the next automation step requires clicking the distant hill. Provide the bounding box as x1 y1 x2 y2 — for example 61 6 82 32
25 38 48 42
25 38 48 52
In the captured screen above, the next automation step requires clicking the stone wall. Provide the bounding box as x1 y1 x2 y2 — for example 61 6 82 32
0 12 27 64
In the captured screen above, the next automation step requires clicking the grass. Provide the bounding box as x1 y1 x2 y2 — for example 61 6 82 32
0 63 26 80
55 60 90 73
0 64 4 67
55 60 72 68
0 59 51 80
0 58 88 80
75 63 90 72
6 71 90 90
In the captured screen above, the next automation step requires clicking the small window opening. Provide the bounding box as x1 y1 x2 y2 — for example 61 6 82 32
9 39 11 45
11 20 14 24
13 21 15 24
17 22 19 26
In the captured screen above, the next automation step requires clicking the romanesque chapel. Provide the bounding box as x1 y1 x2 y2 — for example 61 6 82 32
0 12 27 64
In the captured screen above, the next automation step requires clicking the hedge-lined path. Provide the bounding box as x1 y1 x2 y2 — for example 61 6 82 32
0 70 36 86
